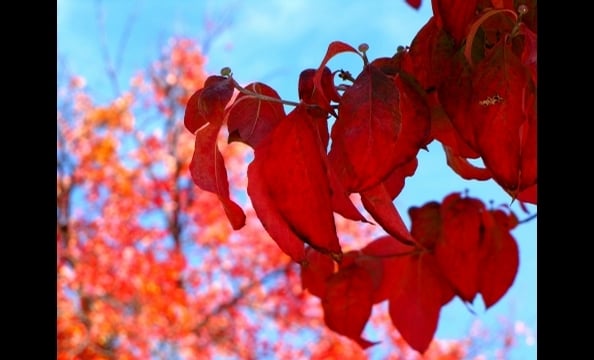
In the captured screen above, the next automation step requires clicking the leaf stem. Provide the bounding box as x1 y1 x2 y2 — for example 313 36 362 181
225 72 338 119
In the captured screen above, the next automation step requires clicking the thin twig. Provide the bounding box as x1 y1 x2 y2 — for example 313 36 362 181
193 264 289 332
518 213 537 224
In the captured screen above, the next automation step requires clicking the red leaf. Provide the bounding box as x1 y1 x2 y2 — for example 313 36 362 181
184 88 204 133
360 183 416 246
184 75 234 133
249 105 342 257
434 193 485 302
383 157 419 199
478 209 519 308
186 76 246 230
313 42 361 111
437 56 479 153
300 247 335 298
389 253 455 354
428 92 480 159
322 264 379 349
316 41 360 77
329 65 403 192
343 251 387 304
190 126 246 230
470 43 537 196
405 0 422 9
299 67 341 109
408 201 442 249
516 183 536 205
431 0 479 45
404 17 457 89
443 144 492 181
247 159 306 262
326 160 369 223
226 82 285 149
362 236 416 303
391 74 432 167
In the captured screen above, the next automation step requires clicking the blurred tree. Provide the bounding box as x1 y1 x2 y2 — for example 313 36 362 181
57 1 535 358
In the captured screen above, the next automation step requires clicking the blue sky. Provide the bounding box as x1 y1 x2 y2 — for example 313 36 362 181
58 1 536 358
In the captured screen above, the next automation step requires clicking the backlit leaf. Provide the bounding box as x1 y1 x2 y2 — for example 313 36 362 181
322 264 378 349
247 158 306 262
434 193 484 302
187 76 246 230
249 105 342 257
226 82 285 149
389 253 455 353
300 247 335 298
478 209 519 308
329 65 402 192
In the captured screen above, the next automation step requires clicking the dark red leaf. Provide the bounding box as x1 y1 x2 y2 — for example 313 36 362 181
186 76 245 230
408 201 442 250
249 105 342 257
431 0 479 45
516 183 536 205
383 157 418 199
478 209 519 308
329 65 403 192
403 17 454 89
434 193 485 302
226 82 285 149
470 43 537 197
184 88 204 133
322 264 379 349
437 55 480 153
340 251 387 304
300 247 335 298
427 92 480 159
362 236 416 303
360 183 416 246
443 144 492 181
389 253 455 353
299 67 341 106
325 161 369 223
391 74 431 167
184 75 234 133
405 0 422 10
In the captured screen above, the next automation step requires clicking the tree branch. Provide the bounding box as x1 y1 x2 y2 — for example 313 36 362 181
193 264 290 333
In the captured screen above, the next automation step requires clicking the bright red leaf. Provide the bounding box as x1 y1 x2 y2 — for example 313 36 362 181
443 144 492 181
248 105 342 258
247 158 306 262
360 183 416 246
470 42 537 198
478 209 520 308
322 262 379 349
301 247 335 298
389 253 455 354
362 236 416 303
431 0 479 45
186 76 246 230
312 42 361 113
434 193 485 302
408 201 442 249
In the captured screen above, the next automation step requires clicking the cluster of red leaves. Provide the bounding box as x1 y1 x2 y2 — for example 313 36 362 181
184 0 535 354
62 37 484 359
